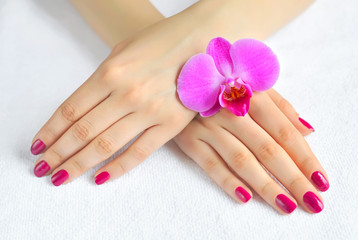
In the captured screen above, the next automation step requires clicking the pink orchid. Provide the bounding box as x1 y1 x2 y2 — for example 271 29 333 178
177 37 280 117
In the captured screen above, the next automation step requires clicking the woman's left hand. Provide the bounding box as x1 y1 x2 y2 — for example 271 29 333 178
174 89 329 214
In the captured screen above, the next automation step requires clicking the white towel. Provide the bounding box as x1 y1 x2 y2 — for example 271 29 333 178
0 0 357 239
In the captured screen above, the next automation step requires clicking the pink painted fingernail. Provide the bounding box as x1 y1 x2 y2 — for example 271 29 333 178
31 139 46 155
303 191 324 213
299 117 315 131
311 171 330 192
95 171 110 185
33 160 50 177
51 169 69 186
275 194 297 214
235 186 251 203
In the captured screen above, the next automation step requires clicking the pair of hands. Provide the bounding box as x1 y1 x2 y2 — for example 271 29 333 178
31 16 329 215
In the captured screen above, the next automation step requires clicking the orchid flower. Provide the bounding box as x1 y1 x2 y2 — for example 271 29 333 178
177 37 280 117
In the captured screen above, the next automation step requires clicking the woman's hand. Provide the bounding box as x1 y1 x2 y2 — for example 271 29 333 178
174 89 329 214
31 19 199 185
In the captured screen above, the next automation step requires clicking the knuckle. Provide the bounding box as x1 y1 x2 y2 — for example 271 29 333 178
72 119 92 142
260 181 275 196
230 151 249 170
202 157 219 172
47 148 63 165
124 85 145 106
113 161 128 176
94 135 116 155
71 158 85 172
257 142 278 162
220 176 233 190
277 127 297 142
60 102 77 123
99 62 123 86
288 177 306 190
131 145 151 161
299 156 315 171
42 126 57 140
145 100 162 116
278 98 292 113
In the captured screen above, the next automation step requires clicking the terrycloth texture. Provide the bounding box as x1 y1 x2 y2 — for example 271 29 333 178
0 0 357 239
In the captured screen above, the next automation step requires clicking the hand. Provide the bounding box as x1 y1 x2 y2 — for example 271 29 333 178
174 89 329 214
31 19 198 185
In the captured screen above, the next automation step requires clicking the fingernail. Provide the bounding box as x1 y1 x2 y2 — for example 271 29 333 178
299 117 315 131
275 194 297 214
51 169 69 186
33 160 50 177
31 139 46 155
303 191 324 213
311 171 330 192
95 171 110 185
235 186 251 203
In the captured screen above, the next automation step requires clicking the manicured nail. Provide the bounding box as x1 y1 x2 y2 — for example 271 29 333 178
303 191 324 213
311 171 330 192
275 194 297 214
299 117 315 131
33 160 50 177
51 169 69 186
31 139 46 155
235 186 251 203
95 171 110 185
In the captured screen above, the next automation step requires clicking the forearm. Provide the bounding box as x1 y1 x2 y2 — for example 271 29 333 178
70 0 314 50
178 0 315 48
69 0 164 47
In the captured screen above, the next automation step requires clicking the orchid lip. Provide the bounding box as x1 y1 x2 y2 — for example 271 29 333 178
221 78 250 102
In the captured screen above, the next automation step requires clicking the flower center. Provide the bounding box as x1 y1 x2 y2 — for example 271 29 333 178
223 84 247 101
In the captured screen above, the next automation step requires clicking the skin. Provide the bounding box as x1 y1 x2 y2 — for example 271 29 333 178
32 0 327 214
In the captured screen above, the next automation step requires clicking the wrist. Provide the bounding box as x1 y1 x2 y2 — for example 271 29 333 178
175 0 315 52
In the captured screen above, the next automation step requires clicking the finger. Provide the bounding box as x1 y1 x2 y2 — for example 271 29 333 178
93 123 180 185
218 111 324 213
198 119 297 214
250 92 329 192
33 94 132 177
266 89 315 135
49 112 150 186
31 70 112 155
174 121 252 204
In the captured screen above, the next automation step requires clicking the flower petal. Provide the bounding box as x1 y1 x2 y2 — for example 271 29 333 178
218 85 228 108
206 37 233 78
200 100 221 117
230 39 280 91
177 53 225 112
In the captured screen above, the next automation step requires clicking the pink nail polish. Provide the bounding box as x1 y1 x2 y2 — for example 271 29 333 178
275 194 297 214
303 191 324 213
235 186 251 203
95 171 110 185
51 169 69 186
311 171 330 192
33 160 50 177
299 117 315 131
31 139 46 155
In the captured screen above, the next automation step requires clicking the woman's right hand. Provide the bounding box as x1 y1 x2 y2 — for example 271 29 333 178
31 17 201 185
174 89 329 214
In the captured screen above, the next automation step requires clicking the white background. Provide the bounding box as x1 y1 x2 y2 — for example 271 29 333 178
1 0 357 239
